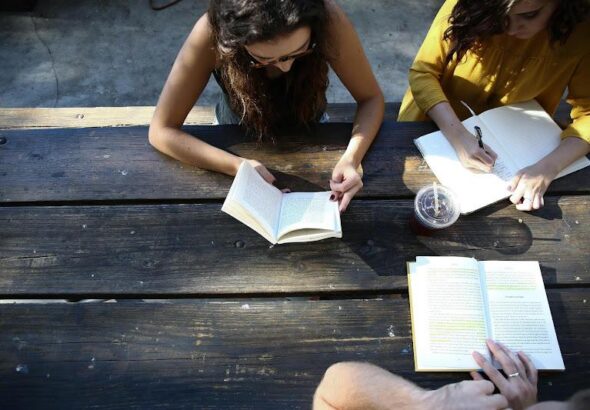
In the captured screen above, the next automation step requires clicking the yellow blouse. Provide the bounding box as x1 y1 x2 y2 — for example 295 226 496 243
398 0 590 144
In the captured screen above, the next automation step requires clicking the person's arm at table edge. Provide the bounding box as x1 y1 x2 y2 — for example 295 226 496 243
313 362 429 410
148 13 243 177
313 361 508 410
403 0 497 171
534 136 590 178
547 49 590 175
326 0 384 169
405 0 454 119
508 50 590 208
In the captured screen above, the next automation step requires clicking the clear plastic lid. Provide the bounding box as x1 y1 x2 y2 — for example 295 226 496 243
414 184 460 229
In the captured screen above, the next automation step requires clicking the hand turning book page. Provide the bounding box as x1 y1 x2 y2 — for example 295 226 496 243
414 100 590 214
221 160 342 244
407 256 564 372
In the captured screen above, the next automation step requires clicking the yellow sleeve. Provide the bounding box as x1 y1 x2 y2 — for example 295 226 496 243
407 0 457 114
562 50 590 144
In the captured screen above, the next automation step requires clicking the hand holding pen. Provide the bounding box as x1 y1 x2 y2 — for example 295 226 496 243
448 126 498 173
472 125 497 170
474 126 485 150
474 126 496 163
453 101 498 172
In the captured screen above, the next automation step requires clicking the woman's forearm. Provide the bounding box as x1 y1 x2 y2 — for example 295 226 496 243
426 101 468 146
539 136 590 175
342 94 385 167
148 126 243 176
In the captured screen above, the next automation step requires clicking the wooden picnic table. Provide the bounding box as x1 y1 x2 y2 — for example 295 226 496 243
0 104 588 409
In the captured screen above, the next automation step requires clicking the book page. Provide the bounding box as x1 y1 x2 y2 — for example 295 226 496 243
481 261 565 370
479 100 590 177
415 116 518 214
276 192 339 239
409 257 490 371
221 161 283 242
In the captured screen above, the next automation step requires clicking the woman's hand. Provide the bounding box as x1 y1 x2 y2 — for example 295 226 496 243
245 159 276 185
330 156 363 213
451 128 498 173
427 103 498 173
508 161 558 211
421 379 508 410
472 339 538 410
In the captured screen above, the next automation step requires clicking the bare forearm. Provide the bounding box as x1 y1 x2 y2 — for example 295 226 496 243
539 136 590 175
342 94 384 167
148 126 242 176
313 362 427 410
426 101 466 147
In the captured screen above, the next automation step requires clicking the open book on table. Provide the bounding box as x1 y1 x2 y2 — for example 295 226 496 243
414 100 590 214
221 160 342 244
407 256 564 372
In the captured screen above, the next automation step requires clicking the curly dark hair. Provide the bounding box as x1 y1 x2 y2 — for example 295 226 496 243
208 0 331 141
443 0 590 65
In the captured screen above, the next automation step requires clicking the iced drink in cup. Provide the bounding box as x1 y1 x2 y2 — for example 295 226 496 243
410 183 460 235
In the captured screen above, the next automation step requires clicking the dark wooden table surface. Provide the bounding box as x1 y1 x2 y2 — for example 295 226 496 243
0 112 588 409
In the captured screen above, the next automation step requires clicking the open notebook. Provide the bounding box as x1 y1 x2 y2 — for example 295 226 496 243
407 256 564 372
221 161 341 244
415 100 590 214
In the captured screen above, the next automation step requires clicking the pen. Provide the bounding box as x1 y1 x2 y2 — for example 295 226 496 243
474 126 485 149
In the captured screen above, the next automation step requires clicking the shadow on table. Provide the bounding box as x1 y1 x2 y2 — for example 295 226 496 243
338 193 570 279
193 123 567 284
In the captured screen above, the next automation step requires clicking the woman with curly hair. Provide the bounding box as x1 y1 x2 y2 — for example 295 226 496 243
399 0 590 211
149 0 384 212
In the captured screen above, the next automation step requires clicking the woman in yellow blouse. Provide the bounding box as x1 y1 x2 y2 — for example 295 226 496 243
399 0 590 211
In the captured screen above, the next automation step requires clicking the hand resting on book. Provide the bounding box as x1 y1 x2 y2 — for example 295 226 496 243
314 341 545 410
245 159 277 185
508 161 557 211
508 136 590 211
245 159 291 193
471 339 538 410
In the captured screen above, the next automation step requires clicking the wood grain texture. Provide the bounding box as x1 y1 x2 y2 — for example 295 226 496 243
0 103 402 130
1 121 588 203
0 291 587 409
0 103 585 408
0 106 217 129
1 196 587 296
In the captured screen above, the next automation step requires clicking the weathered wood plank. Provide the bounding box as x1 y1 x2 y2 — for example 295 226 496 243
0 106 216 129
1 121 588 202
1 196 587 296
0 103 402 129
0 100 571 129
0 291 587 408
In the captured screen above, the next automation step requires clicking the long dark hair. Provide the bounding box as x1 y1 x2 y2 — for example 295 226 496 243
443 0 590 65
208 0 331 140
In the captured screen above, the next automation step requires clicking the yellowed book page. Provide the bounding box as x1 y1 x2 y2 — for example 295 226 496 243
481 261 565 370
411 257 490 371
